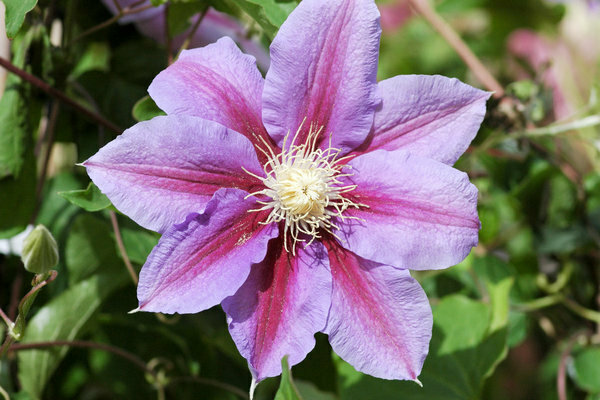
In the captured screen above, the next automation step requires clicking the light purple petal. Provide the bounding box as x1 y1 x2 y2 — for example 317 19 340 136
148 37 271 147
222 238 331 381
324 239 432 380
338 149 480 270
137 188 278 314
84 115 263 233
262 0 381 155
358 75 490 165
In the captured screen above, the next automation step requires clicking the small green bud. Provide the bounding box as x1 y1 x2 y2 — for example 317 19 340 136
21 225 58 274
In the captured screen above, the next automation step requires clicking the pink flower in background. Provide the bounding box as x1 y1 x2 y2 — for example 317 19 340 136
86 0 488 383
379 0 413 32
101 0 269 69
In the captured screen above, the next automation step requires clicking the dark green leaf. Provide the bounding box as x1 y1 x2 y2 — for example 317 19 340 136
65 213 123 285
572 347 600 393
17 272 128 398
167 1 208 37
70 42 111 79
336 295 508 400
0 30 35 178
59 182 112 212
295 381 338 400
226 0 296 38
119 227 158 265
275 356 303 400
2 0 38 38
132 95 166 122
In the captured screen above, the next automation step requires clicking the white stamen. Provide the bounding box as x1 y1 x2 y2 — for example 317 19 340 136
246 121 365 254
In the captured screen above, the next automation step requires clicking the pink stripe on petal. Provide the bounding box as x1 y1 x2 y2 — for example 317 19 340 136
84 115 263 233
262 0 381 155
148 37 273 151
338 149 480 270
324 239 432 381
137 189 278 314
358 75 490 165
222 238 332 381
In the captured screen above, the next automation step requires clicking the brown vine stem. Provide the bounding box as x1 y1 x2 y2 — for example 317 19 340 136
69 1 154 45
176 8 209 55
9 340 166 399
31 102 61 225
169 376 249 400
557 331 588 400
0 56 123 133
407 0 505 97
109 211 138 285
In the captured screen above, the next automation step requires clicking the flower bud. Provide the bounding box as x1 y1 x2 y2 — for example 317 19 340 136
21 225 58 274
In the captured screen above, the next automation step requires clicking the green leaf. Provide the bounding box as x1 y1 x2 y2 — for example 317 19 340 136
59 182 112 212
119 227 158 265
572 347 600 393
17 272 128 399
132 95 166 122
275 356 303 400
295 381 338 400
226 0 296 38
336 295 508 400
167 1 208 37
69 42 111 79
0 30 35 178
65 213 122 285
2 0 38 38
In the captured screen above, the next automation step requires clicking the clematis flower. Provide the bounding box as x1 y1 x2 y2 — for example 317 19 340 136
84 0 489 384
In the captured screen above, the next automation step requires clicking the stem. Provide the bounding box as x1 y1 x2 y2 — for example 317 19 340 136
109 211 138 285
557 331 588 400
169 376 249 400
11 271 58 341
31 102 61 225
0 56 123 133
9 340 152 378
518 115 600 137
69 2 155 44
407 0 504 97
176 8 209 56
0 384 9 400
0 308 12 328
10 340 167 399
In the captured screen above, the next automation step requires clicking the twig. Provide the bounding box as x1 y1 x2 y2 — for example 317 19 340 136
9 340 152 377
176 8 209 56
69 1 154 45
0 56 123 133
0 384 9 400
31 102 61 225
407 0 504 97
9 340 166 399
557 331 588 400
169 376 249 400
7 273 22 320
109 211 138 285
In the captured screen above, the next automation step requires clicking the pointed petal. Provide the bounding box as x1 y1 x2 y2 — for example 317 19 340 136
137 189 278 314
262 0 381 155
222 239 331 381
324 239 432 380
148 37 271 145
84 115 263 233
359 75 490 165
338 149 480 270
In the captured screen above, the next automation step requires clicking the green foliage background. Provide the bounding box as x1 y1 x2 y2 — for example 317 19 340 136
0 0 599 399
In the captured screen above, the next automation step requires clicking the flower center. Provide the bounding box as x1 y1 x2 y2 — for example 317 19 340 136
245 123 364 253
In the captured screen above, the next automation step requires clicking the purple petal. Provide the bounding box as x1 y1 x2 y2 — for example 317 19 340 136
137 189 278 314
84 115 263 233
358 75 490 165
148 37 272 146
324 239 432 380
338 149 480 270
262 0 381 155
222 238 331 381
